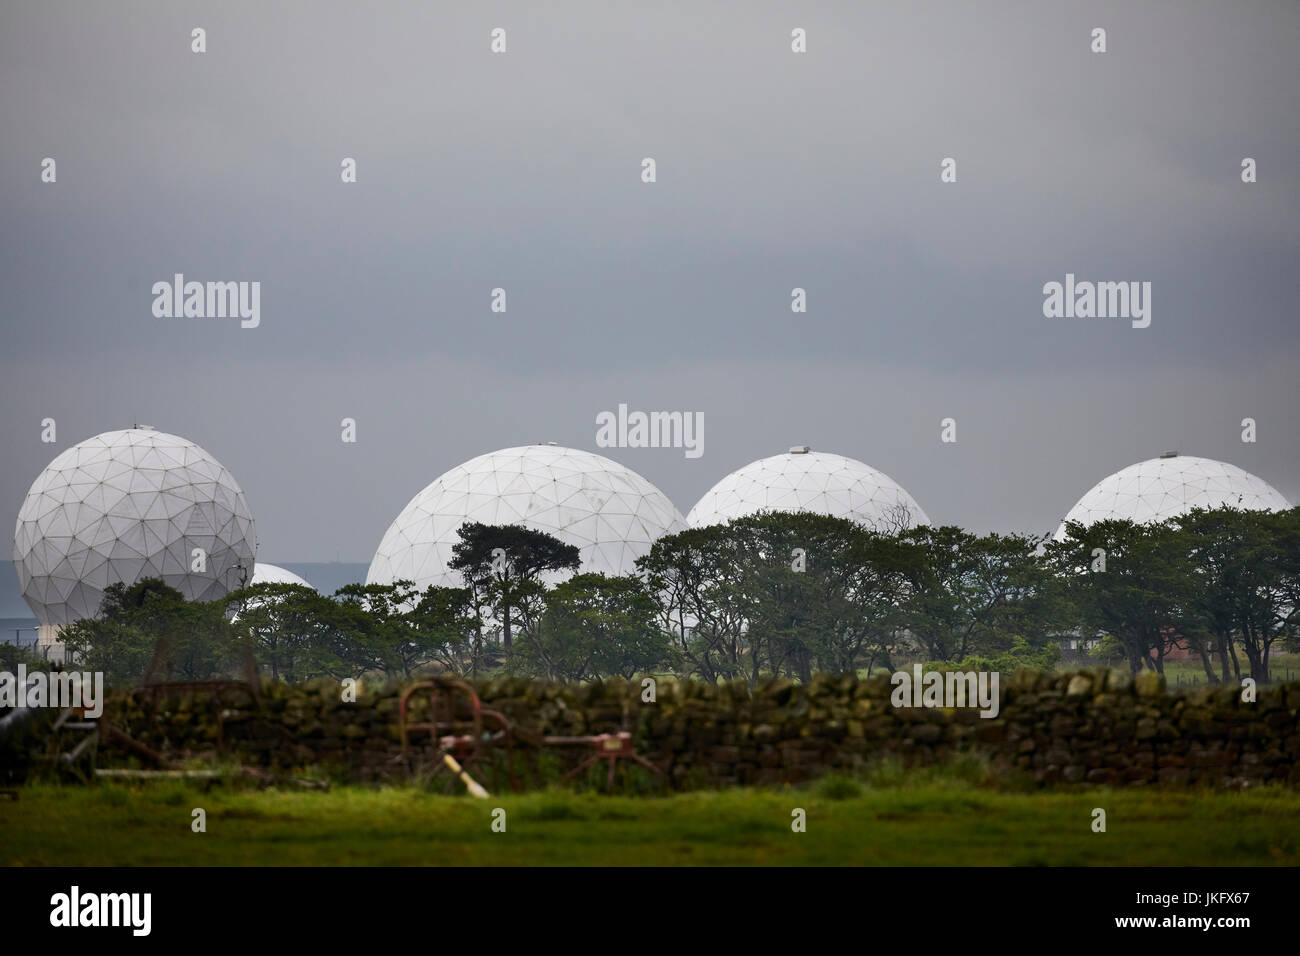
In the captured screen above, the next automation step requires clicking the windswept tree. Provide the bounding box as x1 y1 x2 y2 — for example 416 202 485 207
1272 509 1300 655
1049 518 1190 675
512 573 666 681
1054 507 1300 682
60 578 242 686
1171 506 1258 682
405 584 482 676
448 523 581 651
333 581 427 678
640 513 915 683
838 527 927 675
1229 509 1300 683
228 581 332 682
637 524 751 682
897 526 1063 666
730 512 911 682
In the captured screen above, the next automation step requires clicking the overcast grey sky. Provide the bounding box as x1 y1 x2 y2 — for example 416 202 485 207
3 0 1298 562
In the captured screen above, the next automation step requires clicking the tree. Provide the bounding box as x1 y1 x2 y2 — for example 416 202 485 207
512 573 666 681
730 512 911 682
1271 508 1300 657
1171 507 1253 682
448 523 581 652
60 578 242 686
637 524 752 682
898 526 1063 666
228 582 335 682
641 513 915 683
1147 506 1300 683
1049 519 1189 675
1206 508 1298 683
333 582 425 679
406 585 482 676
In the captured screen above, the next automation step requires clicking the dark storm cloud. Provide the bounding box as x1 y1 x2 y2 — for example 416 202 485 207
2 1 1297 561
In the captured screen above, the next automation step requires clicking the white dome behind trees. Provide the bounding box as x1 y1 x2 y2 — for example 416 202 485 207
687 447 930 532
1054 453 1291 540
13 427 258 625
366 444 686 590
250 563 313 589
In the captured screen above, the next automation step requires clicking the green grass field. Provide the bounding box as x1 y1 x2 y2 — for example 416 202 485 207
4 772 1297 866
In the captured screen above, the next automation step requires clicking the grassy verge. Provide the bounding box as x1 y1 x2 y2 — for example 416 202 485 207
4 769 1296 866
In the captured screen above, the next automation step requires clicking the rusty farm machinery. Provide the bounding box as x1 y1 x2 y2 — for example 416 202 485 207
396 677 664 797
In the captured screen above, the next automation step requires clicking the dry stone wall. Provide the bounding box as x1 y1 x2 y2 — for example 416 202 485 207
81 669 1300 789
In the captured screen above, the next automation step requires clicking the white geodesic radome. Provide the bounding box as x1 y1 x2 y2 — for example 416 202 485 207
686 447 930 531
250 562 314 589
1053 453 1291 541
13 427 258 626
366 444 687 590
232 562 316 625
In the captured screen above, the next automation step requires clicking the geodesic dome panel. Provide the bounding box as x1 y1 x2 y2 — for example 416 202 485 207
1054 454 1291 540
13 428 258 625
251 562 313 589
687 449 930 531
366 444 686 590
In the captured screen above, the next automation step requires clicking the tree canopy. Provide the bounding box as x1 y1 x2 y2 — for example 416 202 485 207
51 506 1300 687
